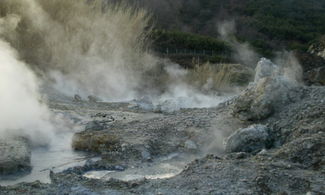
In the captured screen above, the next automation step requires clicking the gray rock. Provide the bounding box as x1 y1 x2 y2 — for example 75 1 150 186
225 124 269 153
0 137 31 175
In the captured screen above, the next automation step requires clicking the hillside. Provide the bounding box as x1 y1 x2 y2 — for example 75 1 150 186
139 0 325 57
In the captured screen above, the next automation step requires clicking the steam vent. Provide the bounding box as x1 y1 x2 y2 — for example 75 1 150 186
0 0 324 194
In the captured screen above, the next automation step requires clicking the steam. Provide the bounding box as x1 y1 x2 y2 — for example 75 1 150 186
1 0 245 108
0 0 237 148
274 51 303 84
218 20 259 67
0 38 54 146
0 13 81 146
1 0 156 101
152 65 229 111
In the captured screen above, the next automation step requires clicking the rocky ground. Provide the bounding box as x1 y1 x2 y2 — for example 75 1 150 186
0 59 325 194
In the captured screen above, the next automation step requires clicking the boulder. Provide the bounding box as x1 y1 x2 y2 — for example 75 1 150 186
225 125 270 153
0 137 31 175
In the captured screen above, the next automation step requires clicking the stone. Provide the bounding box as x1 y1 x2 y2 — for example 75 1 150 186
225 125 270 153
0 137 31 175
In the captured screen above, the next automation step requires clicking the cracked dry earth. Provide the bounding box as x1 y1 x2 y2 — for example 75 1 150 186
1 85 325 195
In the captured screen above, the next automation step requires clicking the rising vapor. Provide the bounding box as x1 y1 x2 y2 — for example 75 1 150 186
1 0 157 101
0 38 54 146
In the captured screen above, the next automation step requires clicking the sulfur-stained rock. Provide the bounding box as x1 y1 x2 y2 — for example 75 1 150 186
72 131 120 153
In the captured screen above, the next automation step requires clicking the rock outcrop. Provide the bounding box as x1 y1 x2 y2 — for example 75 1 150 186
232 58 299 121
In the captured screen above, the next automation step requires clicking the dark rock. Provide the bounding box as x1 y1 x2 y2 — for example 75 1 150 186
307 66 325 86
74 94 82 102
225 125 270 153
0 137 31 175
308 35 325 60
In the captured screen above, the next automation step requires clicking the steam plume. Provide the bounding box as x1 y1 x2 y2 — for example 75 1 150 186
1 0 155 101
0 38 54 145
218 20 259 67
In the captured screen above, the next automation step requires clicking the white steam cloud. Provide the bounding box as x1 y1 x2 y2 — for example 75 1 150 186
0 39 54 145
0 13 80 146
0 0 241 112
1 0 157 101
218 20 259 67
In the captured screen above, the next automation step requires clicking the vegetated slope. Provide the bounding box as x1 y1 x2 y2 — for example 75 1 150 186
135 0 325 57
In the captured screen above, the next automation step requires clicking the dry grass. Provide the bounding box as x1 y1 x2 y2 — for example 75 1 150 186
186 62 254 91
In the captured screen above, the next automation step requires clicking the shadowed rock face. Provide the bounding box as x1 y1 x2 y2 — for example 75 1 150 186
307 66 325 86
305 35 325 86
309 36 325 60
0 137 31 175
